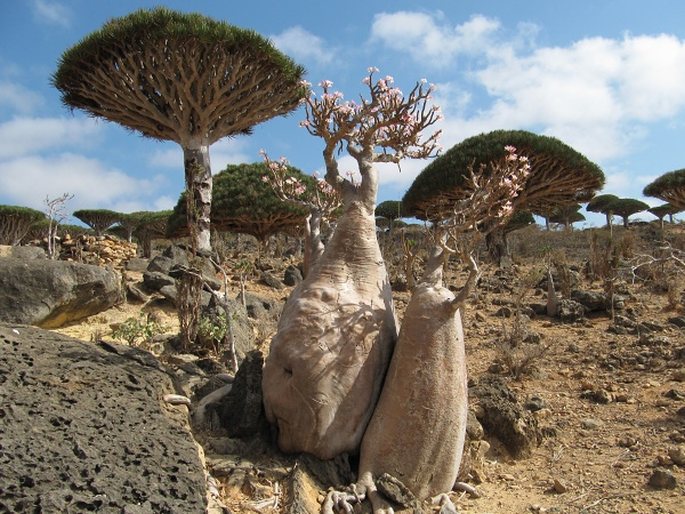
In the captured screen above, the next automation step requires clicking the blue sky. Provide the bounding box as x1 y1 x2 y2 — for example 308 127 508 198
2 0 685 227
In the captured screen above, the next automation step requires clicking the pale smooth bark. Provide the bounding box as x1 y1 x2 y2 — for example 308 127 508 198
183 143 212 254
263 154 397 459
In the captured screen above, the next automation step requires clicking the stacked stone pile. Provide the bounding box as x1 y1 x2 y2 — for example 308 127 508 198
60 234 137 269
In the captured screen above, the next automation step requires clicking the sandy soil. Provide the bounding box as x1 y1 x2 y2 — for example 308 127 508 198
49 232 685 514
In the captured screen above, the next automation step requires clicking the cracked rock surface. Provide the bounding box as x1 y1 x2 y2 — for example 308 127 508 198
0 323 207 513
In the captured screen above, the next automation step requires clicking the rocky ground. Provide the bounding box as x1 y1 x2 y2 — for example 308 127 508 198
15 225 685 513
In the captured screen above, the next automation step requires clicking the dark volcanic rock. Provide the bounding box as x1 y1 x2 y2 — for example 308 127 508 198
0 258 122 328
0 323 207 513
470 375 543 458
213 351 269 439
283 264 303 286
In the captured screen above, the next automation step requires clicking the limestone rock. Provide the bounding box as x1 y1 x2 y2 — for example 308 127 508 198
0 257 122 328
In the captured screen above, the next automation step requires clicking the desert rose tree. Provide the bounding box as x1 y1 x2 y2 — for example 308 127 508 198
261 153 341 276
324 146 532 514
52 7 305 253
643 169 685 210
262 69 441 461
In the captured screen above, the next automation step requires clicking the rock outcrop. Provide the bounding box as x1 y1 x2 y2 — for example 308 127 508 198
0 258 122 328
0 323 208 513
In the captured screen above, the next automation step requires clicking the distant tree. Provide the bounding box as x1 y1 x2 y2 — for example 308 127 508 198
586 193 620 230
167 162 310 243
72 209 121 236
648 203 681 229
486 210 535 264
548 203 584 230
53 7 306 254
403 129 604 222
0 205 45 245
45 193 74 258
115 212 148 242
643 169 685 210
403 130 604 266
375 200 404 232
611 198 649 228
133 210 172 258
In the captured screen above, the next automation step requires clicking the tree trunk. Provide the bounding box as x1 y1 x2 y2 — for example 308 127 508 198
262 161 397 460
486 228 512 268
183 143 213 254
356 243 468 504
141 234 152 259
302 212 325 278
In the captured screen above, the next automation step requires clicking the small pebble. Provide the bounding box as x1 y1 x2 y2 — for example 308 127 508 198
668 446 685 466
552 479 569 494
648 469 676 490
581 418 601 430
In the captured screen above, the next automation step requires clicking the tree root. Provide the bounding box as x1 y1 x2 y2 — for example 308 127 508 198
322 475 466 514
321 483 367 514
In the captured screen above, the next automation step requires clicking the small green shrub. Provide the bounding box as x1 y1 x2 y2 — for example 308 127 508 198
111 314 161 347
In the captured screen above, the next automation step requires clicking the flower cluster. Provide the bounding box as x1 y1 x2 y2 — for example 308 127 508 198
299 68 443 177
441 145 532 253
260 150 341 217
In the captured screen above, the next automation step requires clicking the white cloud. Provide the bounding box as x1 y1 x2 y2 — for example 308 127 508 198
270 26 335 65
424 31 685 163
148 138 251 172
32 0 71 28
312 154 431 195
0 82 43 113
0 153 154 211
212 138 252 171
0 116 101 159
371 12 500 67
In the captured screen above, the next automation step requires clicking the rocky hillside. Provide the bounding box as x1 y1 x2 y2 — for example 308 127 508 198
1 222 684 513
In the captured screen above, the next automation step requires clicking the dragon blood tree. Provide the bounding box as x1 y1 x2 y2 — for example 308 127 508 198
547 203 585 230
644 169 685 210
611 197 649 228
261 69 441 460
52 7 305 254
375 199 404 232
167 162 312 246
485 209 535 262
133 210 172 258
403 130 604 265
324 146 532 514
649 203 681 229
72 209 121 236
586 193 620 230
0 205 45 245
